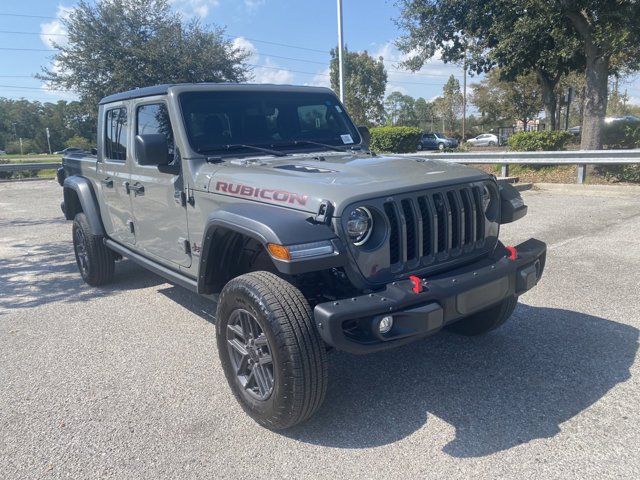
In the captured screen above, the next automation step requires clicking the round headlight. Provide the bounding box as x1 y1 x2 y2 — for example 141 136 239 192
347 207 373 246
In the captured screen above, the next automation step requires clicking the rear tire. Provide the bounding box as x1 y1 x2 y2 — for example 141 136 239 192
216 271 328 430
488 141 496 146
72 212 114 286
445 296 518 336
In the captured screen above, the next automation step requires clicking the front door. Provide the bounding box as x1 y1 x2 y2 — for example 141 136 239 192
96 105 135 245
128 101 191 267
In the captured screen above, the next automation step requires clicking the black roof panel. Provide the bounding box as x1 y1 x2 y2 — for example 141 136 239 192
99 83 334 105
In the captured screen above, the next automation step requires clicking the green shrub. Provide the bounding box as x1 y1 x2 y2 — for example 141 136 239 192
5 139 38 155
369 126 422 153
0 159 11 179
507 130 572 151
602 121 640 149
64 135 93 150
597 122 640 182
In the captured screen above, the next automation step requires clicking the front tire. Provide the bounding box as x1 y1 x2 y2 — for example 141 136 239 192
216 271 328 430
438 142 445 150
446 295 518 336
72 212 114 286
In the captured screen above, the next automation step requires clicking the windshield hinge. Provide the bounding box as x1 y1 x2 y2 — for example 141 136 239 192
315 200 333 225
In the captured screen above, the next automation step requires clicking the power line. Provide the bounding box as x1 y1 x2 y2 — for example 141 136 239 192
0 27 463 79
0 12 57 19
0 47 55 52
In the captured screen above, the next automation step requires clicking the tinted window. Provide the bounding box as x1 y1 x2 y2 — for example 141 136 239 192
104 107 128 161
424 133 436 139
136 103 175 162
179 91 361 155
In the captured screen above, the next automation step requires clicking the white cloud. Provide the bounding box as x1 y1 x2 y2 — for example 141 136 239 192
40 5 72 49
252 58 294 84
170 0 220 19
306 67 330 88
234 38 293 84
244 0 265 11
371 42 462 97
232 36 258 62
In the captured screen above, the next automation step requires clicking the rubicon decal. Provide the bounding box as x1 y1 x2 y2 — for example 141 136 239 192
215 181 308 206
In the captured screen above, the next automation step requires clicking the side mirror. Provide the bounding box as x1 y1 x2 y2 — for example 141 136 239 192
135 134 170 166
357 125 371 148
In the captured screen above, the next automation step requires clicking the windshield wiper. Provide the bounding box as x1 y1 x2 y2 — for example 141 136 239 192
283 140 350 153
198 144 287 157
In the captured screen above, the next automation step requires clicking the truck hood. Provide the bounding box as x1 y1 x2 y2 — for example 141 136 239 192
206 152 491 216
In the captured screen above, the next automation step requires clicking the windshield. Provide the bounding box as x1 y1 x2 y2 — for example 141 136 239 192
179 90 361 155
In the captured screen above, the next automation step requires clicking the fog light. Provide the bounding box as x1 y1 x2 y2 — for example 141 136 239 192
378 315 393 334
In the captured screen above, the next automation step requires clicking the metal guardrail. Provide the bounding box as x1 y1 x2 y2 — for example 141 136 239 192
2 150 639 184
0 162 61 174
403 149 640 183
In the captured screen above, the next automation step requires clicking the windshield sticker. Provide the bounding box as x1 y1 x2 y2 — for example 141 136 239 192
341 134 354 144
335 105 343 113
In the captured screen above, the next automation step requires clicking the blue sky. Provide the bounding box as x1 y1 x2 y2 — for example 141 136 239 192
0 0 639 107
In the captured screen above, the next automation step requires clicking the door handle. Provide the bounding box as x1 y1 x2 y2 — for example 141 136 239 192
129 182 145 196
101 178 113 188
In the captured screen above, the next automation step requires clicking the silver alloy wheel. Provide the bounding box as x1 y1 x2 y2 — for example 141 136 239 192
226 309 275 400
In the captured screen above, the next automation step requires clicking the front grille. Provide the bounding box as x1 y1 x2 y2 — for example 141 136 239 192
383 185 487 267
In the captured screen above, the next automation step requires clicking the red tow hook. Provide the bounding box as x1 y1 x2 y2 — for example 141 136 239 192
409 275 424 294
506 245 518 261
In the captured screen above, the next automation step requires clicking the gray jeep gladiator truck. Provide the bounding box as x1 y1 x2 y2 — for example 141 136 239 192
58 83 546 429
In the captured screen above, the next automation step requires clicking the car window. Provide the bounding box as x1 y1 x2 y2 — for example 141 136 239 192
424 133 436 139
179 91 361 155
104 107 127 161
136 103 175 162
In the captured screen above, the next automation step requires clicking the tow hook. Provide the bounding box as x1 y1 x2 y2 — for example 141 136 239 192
408 275 427 294
506 245 518 260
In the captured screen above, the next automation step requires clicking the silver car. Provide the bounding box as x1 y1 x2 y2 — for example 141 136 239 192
467 133 498 147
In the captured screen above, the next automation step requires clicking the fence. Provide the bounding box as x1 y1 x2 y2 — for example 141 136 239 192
404 149 640 184
2 150 640 184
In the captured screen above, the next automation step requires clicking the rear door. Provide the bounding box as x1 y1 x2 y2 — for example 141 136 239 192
96 104 135 245
128 100 191 267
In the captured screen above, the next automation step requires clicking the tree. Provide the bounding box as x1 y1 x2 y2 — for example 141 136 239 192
414 97 434 130
330 47 387 125
395 0 640 148
39 0 249 112
437 75 463 132
384 92 418 126
557 1 640 148
471 70 543 129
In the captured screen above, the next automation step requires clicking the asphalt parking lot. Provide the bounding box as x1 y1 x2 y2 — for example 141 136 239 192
1 180 639 479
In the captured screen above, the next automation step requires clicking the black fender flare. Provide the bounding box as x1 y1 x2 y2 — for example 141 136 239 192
62 176 106 236
197 203 346 293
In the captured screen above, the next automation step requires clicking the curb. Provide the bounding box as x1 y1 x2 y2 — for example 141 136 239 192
529 182 640 196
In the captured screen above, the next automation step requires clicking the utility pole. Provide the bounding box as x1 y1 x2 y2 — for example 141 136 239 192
46 127 52 155
462 49 467 140
19 138 23 156
336 0 345 103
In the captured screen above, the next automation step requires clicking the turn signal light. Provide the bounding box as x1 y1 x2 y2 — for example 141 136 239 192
268 243 291 261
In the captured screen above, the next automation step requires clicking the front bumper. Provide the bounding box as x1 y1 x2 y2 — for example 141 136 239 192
314 238 546 354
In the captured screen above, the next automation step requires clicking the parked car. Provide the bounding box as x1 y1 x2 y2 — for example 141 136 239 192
467 133 499 147
605 115 640 124
54 147 84 155
0 150 6 155
58 83 545 430
417 132 459 150
569 126 581 136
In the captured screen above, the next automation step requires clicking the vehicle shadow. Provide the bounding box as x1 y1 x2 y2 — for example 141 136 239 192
285 304 638 457
0 241 164 309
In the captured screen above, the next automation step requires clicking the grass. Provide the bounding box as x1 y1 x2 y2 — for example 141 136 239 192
1 155 62 163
